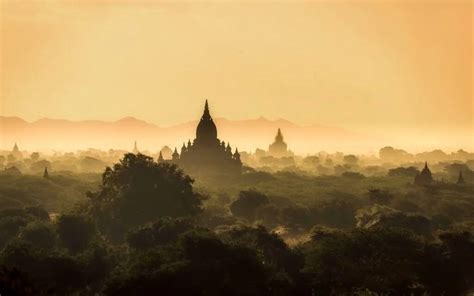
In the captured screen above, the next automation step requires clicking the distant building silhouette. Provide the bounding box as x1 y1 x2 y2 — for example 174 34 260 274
133 141 139 154
267 128 293 158
158 151 165 163
43 167 49 178
11 142 22 159
13 143 19 153
414 162 433 186
457 171 465 185
171 100 242 176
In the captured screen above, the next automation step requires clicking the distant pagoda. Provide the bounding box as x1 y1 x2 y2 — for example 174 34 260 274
457 171 465 185
170 100 242 177
11 142 22 159
133 141 139 154
43 167 49 179
267 128 292 158
13 143 19 154
414 162 433 186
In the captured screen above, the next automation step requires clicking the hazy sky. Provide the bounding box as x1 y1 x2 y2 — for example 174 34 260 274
1 1 472 142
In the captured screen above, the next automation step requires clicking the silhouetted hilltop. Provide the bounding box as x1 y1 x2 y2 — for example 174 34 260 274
0 116 375 153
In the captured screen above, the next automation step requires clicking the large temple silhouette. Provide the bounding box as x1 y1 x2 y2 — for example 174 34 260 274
164 100 242 177
267 128 293 158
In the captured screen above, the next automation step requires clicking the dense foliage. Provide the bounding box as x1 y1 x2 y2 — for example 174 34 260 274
87 153 202 241
0 153 473 295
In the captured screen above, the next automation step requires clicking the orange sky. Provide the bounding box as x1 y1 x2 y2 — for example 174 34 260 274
1 0 473 150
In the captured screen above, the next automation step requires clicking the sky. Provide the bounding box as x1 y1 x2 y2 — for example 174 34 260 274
1 0 473 150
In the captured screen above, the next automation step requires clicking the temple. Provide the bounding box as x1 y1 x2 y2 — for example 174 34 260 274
167 100 242 177
133 141 139 154
43 167 49 179
11 143 22 159
414 162 433 186
267 128 293 158
457 171 465 185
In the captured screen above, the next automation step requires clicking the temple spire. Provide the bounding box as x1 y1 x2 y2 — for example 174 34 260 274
457 171 465 185
43 167 49 179
196 99 217 141
158 151 164 163
133 141 139 154
202 99 211 119
172 147 180 161
275 128 284 143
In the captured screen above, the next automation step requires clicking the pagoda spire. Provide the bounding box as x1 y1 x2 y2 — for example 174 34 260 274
202 99 211 120
133 141 139 154
275 128 284 143
457 171 465 185
43 167 49 179
172 147 180 161
195 99 217 142
158 151 164 163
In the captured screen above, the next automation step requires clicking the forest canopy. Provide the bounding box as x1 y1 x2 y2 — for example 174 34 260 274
0 152 473 295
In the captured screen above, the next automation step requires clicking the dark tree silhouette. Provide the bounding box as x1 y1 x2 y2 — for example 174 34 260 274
19 221 56 249
230 190 269 221
127 217 195 250
57 214 95 253
302 227 425 295
421 229 474 295
105 230 267 296
219 225 307 295
368 188 394 205
87 153 202 241
0 266 37 295
388 166 419 177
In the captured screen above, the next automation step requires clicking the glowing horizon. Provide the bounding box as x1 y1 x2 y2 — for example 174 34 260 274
1 1 473 151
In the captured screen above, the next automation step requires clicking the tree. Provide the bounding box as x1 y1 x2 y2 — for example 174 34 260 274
56 214 95 253
0 216 28 248
302 227 425 295
0 266 37 295
343 154 358 166
30 152 40 161
24 206 49 221
1 240 87 294
388 166 419 178
87 153 202 241
379 146 411 163
279 206 312 230
0 207 50 248
219 225 307 295
356 205 433 237
341 171 365 179
310 199 357 229
78 156 107 172
127 217 194 250
19 221 56 249
421 229 474 295
302 156 320 170
105 230 268 295
368 188 394 205
230 190 269 221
